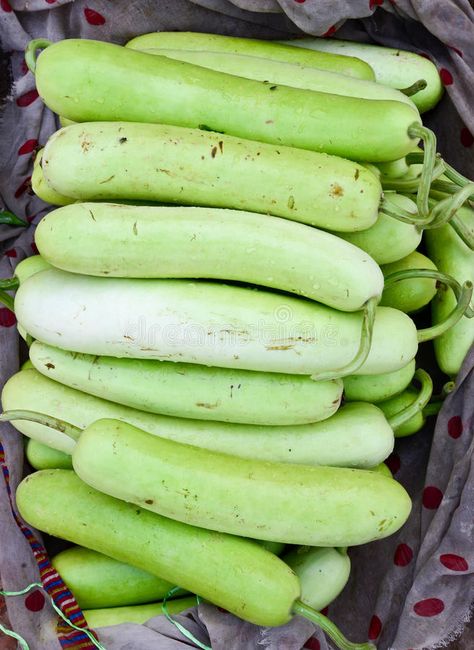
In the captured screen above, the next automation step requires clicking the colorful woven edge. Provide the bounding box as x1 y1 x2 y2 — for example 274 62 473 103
0 439 99 649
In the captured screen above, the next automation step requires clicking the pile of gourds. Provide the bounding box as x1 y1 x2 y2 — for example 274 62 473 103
1 32 473 649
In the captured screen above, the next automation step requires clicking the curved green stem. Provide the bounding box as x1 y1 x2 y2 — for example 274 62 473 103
417 281 473 342
431 180 474 205
423 401 443 417
424 381 456 418
25 38 53 74
293 600 375 650
0 410 82 440
442 161 473 189
426 184 474 250
0 278 19 291
310 297 377 381
450 217 474 251
407 124 437 220
430 191 474 250
382 159 445 196
0 211 28 227
400 79 427 96
380 194 430 227
387 369 433 430
0 290 14 312
383 268 474 318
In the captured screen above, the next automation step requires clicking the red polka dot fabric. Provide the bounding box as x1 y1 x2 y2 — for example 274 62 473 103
24 589 45 612
0 2 473 650
394 543 414 567
368 614 382 640
84 7 106 25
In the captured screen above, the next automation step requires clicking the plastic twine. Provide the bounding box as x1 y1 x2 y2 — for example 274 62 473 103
0 583 107 650
162 586 211 650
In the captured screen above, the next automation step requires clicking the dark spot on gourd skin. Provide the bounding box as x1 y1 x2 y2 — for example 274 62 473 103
99 175 115 184
145 499 154 505
354 169 360 180
330 183 344 198
196 402 219 409
119 137 127 144
45 363 55 370
211 146 217 158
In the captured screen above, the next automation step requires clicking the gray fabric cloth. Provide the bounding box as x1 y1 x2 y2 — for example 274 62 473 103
0 1 473 649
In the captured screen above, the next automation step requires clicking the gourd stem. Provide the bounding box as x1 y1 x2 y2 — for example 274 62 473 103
431 180 474 204
0 278 19 291
0 290 15 312
442 381 456 397
450 216 474 251
387 369 433 430
400 79 427 96
423 381 456 417
428 196 474 250
293 600 375 650
25 38 53 74
429 194 474 248
426 188 474 245
0 211 28 227
407 124 437 220
383 268 474 318
381 159 445 195
0 410 82 440
310 297 377 381
380 195 431 226
417 281 473 342
423 401 443 417
442 161 473 189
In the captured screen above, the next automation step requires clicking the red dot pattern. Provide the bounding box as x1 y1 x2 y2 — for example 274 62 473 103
440 554 469 572
0 309 16 328
460 128 473 148
448 416 463 438
16 90 39 107
413 598 445 617
423 486 443 509
304 639 321 650
84 7 106 24
31 243 39 255
320 606 329 616
439 68 454 85
0 0 12 11
448 45 463 58
14 177 31 199
369 0 384 8
18 139 38 156
394 543 414 567
322 25 336 38
385 452 401 475
24 590 45 612
368 614 382 640
5 249 17 258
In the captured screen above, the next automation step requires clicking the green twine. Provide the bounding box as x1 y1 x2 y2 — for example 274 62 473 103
0 623 29 650
0 582 107 650
162 587 211 650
